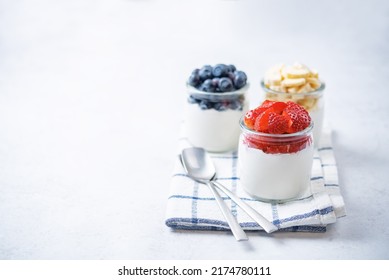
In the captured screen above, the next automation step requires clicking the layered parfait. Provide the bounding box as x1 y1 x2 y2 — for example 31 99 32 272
185 64 249 152
239 100 314 201
261 63 324 146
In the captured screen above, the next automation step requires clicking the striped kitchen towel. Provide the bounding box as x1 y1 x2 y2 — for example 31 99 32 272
165 128 346 232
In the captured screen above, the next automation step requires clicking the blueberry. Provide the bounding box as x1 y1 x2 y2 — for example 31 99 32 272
212 64 228 77
192 68 200 75
199 65 213 81
187 95 199 104
227 64 236 72
227 71 235 82
229 100 243 110
218 77 233 92
233 70 247 89
199 79 216 92
211 78 220 87
214 102 228 111
199 100 212 110
188 72 200 87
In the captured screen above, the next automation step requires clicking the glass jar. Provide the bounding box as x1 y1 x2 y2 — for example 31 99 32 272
260 80 325 147
185 84 249 152
238 118 314 202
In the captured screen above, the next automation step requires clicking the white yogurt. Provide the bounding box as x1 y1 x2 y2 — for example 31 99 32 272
185 101 249 152
239 141 314 201
185 84 249 152
238 118 314 202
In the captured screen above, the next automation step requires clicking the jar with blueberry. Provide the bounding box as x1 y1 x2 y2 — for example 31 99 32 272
185 64 249 152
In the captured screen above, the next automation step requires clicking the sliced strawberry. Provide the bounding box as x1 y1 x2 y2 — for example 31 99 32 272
244 109 259 129
244 101 277 129
261 100 276 108
268 113 289 134
270 101 287 114
283 101 311 133
254 108 272 132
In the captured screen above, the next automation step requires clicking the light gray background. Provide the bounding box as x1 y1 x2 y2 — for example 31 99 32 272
0 0 388 259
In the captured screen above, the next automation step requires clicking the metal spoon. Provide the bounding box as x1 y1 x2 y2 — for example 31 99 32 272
181 148 248 241
181 147 278 234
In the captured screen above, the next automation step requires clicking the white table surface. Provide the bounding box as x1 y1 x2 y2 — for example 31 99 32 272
1 0 388 260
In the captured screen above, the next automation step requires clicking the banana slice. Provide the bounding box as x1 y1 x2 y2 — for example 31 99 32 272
287 87 298 94
307 77 321 89
280 66 288 79
281 78 306 87
309 69 319 78
269 85 282 91
291 94 305 102
265 73 282 86
299 98 316 111
293 62 309 70
297 83 313 93
283 66 310 79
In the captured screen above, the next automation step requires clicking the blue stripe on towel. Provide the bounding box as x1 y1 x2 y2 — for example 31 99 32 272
271 203 280 229
172 173 189 178
325 183 339 187
166 218 230 230
273 206 334 226
173 173 240 181
191 182 199 224
168 195 264 202
168 195 230 201
279 226 326 232
165 218 326 232
215 177 240 181
318 147 333 151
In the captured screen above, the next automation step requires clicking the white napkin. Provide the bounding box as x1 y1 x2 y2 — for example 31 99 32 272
165 128 346 232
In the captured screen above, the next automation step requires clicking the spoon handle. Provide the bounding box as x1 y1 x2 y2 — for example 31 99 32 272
205 182 248 241
211 181 278 233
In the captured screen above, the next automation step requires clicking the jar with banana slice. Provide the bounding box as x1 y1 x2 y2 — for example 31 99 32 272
261 63 325 146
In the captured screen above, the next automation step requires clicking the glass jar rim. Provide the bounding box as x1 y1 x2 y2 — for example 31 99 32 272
187 83 249 98
260 79 325 97
239 116 314 139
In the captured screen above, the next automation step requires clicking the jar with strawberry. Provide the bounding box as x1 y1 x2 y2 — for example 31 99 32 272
238 100 314 202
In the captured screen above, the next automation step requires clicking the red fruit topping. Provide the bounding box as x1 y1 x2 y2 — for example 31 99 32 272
270 101 287 114
261 100 276 108
267 112 289 134
244 109 259 129
283 101 311 133
254 109 271 132
243 100 312 154
245 102 277 129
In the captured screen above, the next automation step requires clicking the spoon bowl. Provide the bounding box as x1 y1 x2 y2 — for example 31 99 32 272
181 147 216 181
181 147 248 241
181 147 278 234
